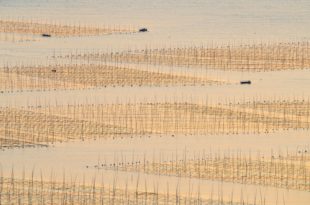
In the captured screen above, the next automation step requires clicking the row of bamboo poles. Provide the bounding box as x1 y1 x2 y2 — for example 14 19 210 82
3 41 310 93
0 170 264 205
0 19 136 37
100 151 310 192
55 42 310 71
1 99 309 149
0 63 224 92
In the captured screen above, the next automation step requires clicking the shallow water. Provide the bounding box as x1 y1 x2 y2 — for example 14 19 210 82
1 0 310 204
1 68 310 107
1 0 310 62
1 130 309 173
1 131 309 204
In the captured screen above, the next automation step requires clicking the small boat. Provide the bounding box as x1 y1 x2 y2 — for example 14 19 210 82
41 33 51 37
240 80 251 85
139 28 148 32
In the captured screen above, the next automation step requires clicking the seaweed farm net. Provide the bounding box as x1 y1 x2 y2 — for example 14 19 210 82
56 42 310 71
101 152 310 192
0 175 256 205
0 19 136 37
0 64 225 92
1 100 309 149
